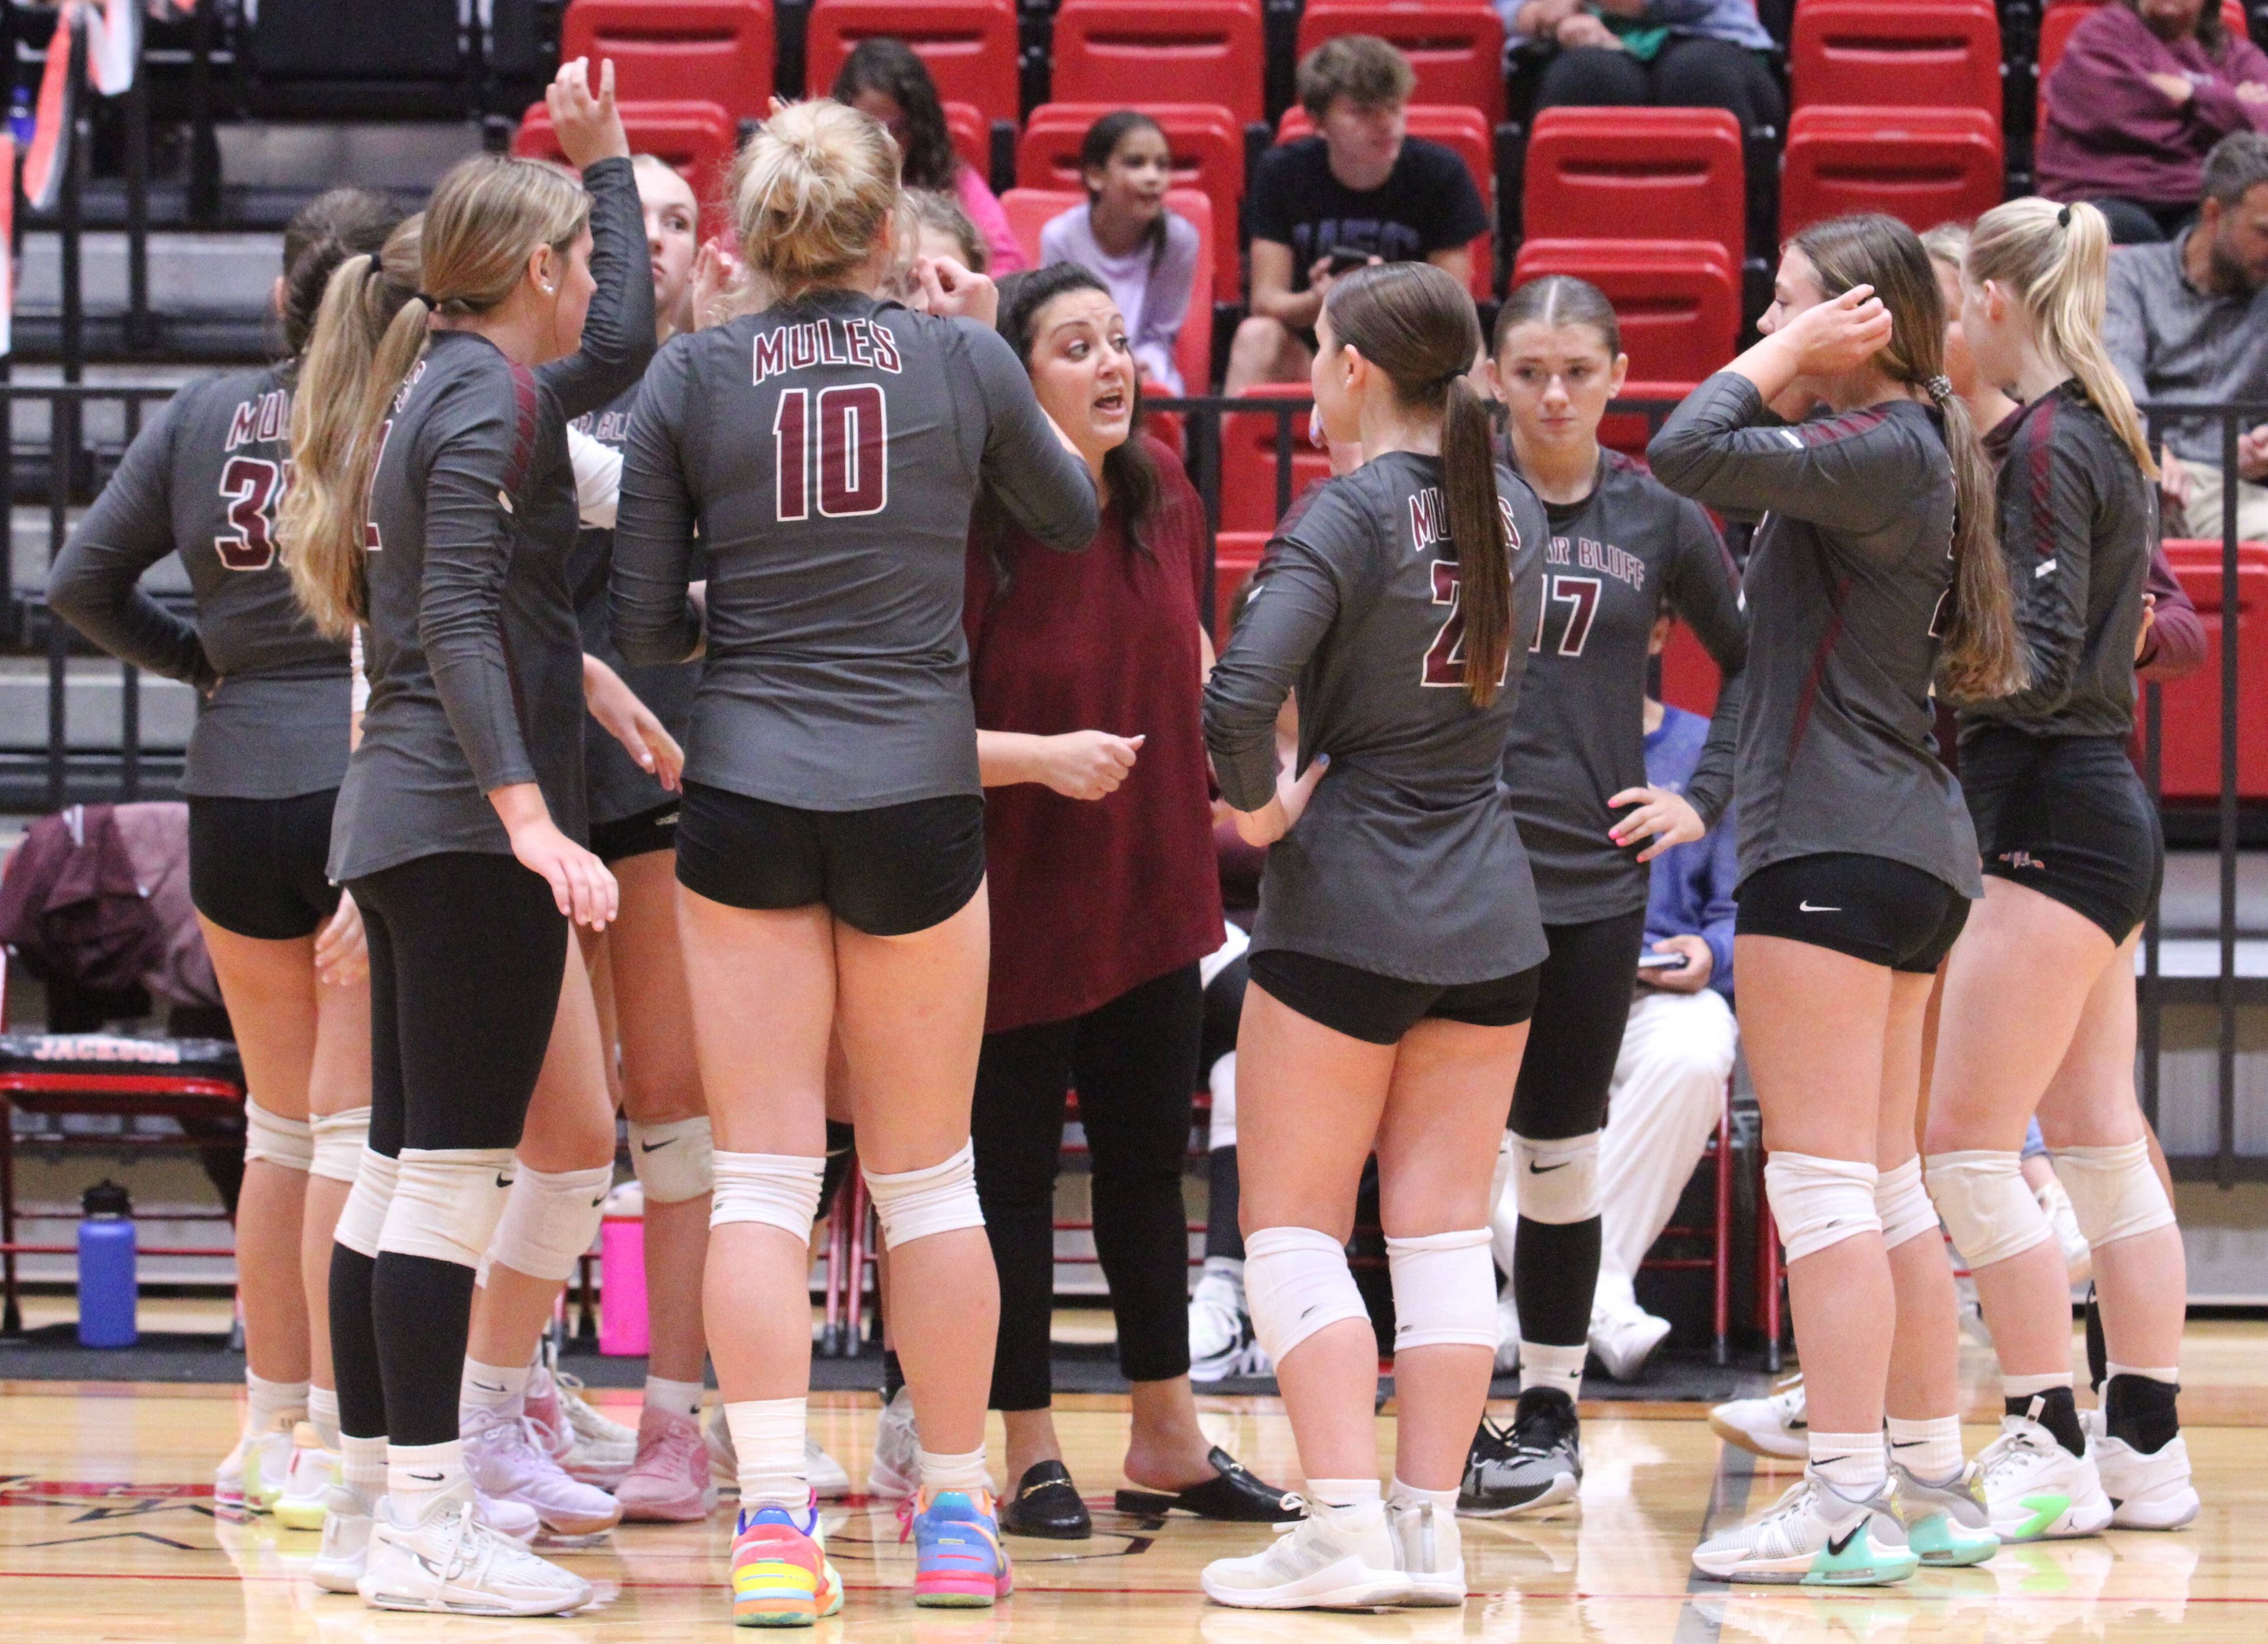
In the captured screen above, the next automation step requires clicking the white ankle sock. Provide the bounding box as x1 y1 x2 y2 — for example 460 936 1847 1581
387 1439 464 1515
1518 1341 1586 1401
307 1386 341 1451
1809 1431 1887 1495
2106 1361 2179 1385
1387 1476 1457 1510
247 1370 309 1432
2003 1370 2073 1401
725 1397 809 1508
1885 1414 1965 1482
645 1376 706 1421
1305 1477 1384 1520
341 1432 387 1498
918 1445 991 1495
460 1357 530 1420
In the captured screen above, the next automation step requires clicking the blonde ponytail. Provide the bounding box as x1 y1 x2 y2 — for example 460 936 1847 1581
1966 197 2157 480
734 99 901 299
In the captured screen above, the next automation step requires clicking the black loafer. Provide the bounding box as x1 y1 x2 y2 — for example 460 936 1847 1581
999 1460 1092 1539
1114 1446 1304 1522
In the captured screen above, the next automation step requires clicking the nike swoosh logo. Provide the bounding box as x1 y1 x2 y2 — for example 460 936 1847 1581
640 1139 676 1153
1528 1160 1569 1174
589 1197 605 1208
1827 1524 1862 1557
408 1471 444 1483
494 1173 514 1188
471 1381 506 1394
1798 901 1841 913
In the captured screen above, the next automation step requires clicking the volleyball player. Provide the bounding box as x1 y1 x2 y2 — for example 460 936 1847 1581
611 100 1096 1619
283 58 651 1614
1198 261 1548 1610
49 188 399 1526
1650 213 2026 1585
1926 198 2197 1536
1459 274 1747 1516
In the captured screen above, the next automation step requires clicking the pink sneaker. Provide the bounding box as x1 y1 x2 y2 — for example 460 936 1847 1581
617 1405 716 1522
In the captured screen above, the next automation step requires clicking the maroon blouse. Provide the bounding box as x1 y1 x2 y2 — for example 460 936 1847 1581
964 437 1226 1034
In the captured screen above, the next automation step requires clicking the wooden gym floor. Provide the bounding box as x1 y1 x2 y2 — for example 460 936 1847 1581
2 1321 2264 1642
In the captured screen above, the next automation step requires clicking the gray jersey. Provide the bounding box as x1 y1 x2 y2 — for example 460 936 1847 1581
1649 375 1981 897
567 378 697 826
1957 381 2156 743
1501 447 1747 923
611 289 1099 809
331 155 654 881
50 364 351 799
1203 450 1552 984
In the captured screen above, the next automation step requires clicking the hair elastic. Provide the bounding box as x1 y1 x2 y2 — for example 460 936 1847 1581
2057 204 2073 229
412 291 438 308
1924 374 1955 404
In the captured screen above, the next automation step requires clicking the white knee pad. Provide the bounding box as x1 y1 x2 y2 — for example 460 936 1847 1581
1385 1227 1499 1353
2052 1138 2175 1249
334 1148 400 1259
630 1115 716 1203
377 1147 517 1269
310 1106 372 1184
486 1162 613 1283
1764 1152 1881 1262
1245 1225 1369 1366
1207 1052 1237 1151
864 1141 985 1249
1875 1155 1941 1251
711 1151 825 1238
1514 1131 1601 1225
243 1099 314 1173
1925 1150 2051 1269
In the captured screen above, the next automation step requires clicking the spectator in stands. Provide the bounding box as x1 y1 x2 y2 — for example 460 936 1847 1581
888 189 990 311
1041 112 1203 395
2039 0 2268 245
832 38 1028 275
2107 131 2268 540
1225 37 1490 393
1586 617 1740 1381
1506 0 1783 135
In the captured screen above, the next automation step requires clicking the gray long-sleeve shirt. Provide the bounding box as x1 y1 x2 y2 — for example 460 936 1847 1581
1501 447 1747 924
2105 231 2268 467
1649 375 1981 898
51 364 352 799
1203 450 1552 984
611 289 1099 810
330 155 654 881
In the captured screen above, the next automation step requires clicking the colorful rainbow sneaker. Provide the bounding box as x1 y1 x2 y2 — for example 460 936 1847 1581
903 1487 1013 1608
731 1498 841 1627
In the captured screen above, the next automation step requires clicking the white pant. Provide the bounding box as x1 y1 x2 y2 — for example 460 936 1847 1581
1594 988 1739 1317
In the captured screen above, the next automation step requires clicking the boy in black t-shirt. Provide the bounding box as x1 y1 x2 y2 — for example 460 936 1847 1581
1224 36 1492 393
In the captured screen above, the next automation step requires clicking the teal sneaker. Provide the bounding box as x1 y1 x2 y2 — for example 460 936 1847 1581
901 1487 1012 1607
1692 1469 1920 1586
1892 1459 2001 1566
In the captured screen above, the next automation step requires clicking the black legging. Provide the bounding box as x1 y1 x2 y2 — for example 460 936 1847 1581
1535 37 1785 134
971 963 1203 1411
330 850 568 1448
1507 907 1649 1350
1201 954 1247 1262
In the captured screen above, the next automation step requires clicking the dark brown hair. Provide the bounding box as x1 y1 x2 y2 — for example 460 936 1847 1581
1790 213 2024 701
1324 261 1510 708
1492 272 1621 358
1297 35 1416 121
831 37 960 192
280 187 402 357
1079 109 1172 273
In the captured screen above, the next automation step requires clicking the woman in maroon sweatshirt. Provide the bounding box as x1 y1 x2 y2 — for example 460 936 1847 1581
2039 0 2268 243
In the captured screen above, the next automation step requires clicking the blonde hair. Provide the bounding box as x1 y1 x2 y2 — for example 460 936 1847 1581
1964 197 2158 481
281 157 586 639
732 99 901 300
1918 220 1969 275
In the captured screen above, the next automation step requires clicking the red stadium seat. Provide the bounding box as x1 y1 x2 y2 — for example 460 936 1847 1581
2151 540 2268 800
1051 0 1267 128
1221 383 1332 533
999 187 1217 395
2036 0 2251 135
514 99 739 217
1018 103 1246 288
1789 0 2002 115
1523 107 1745 278
943 100 990 180
805 0 1021 128
1508 239 1740 390
1213 530 1270 647
1660 616 1725 715
1278 103 1493 296
1780 106 2003 238
1294 2 1507 126
561 1 774 122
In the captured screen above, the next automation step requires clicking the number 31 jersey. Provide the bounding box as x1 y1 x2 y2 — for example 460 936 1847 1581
1203 450 1550 985
49 363 351 799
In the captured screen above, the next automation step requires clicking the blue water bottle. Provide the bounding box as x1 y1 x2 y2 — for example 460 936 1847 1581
77 1179 138 1348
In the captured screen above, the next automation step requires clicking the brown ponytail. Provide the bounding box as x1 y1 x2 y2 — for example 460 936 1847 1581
1323 262 1510 708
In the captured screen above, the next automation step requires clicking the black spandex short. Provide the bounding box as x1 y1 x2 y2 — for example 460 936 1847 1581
1736 852 1970 974
1508 907 1650 1140
1960 726 2163 943
187 789 342 940
588 799 681 865
674 779 986 937
1247 948 1541 1046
